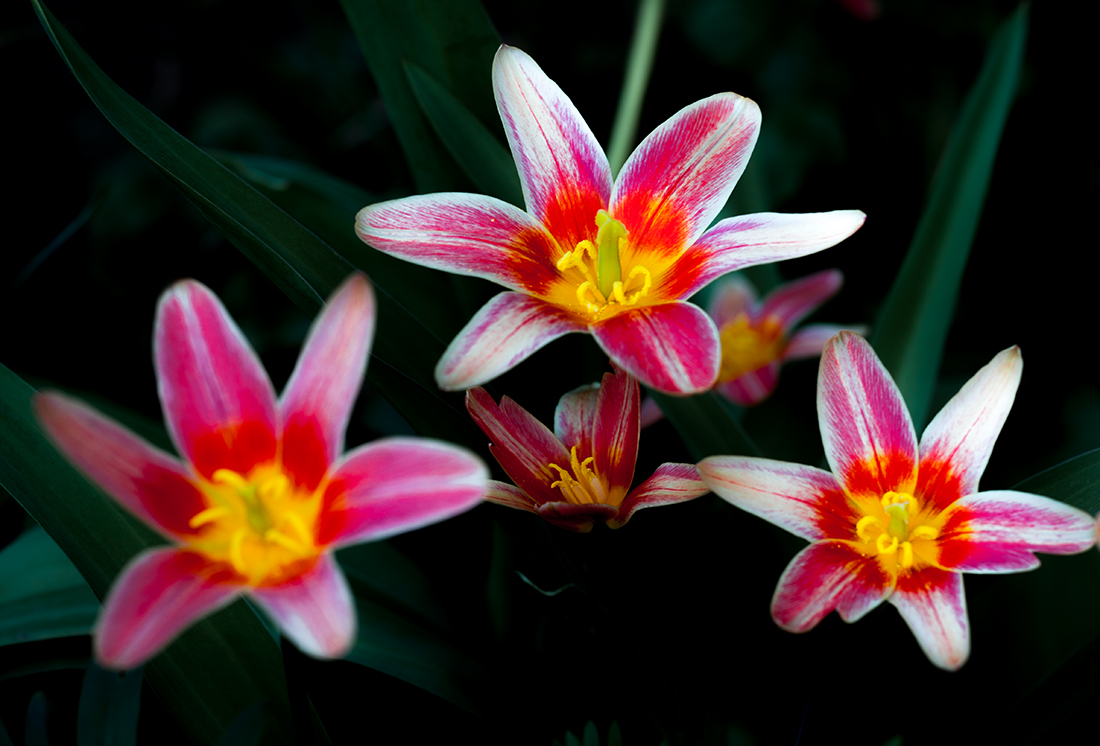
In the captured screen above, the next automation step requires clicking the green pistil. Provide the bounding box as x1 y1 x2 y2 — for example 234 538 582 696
594 210 627 298
884 502 908 540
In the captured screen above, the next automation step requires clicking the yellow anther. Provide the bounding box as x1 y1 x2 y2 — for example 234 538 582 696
899 541 914 568
881 491 911 507
283 513 314 547
557 241 597 276
229 528 248 575
258 473 289 502
910 525 940 541
188 506 230 529
856 515 880 542
212 469 249 489
264 529 306 554
876 533 899 555
576 281 606 312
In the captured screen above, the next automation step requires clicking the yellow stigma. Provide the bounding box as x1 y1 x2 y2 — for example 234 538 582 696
854 491 940 572
189 464 322 585
555 212 652 318
717 314 786 383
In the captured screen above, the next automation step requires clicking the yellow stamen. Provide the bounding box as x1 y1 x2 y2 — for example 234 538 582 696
876 533 899 555
855 515 880 542
258 473 289 502
264 528 306 554
229 528 248 574
910 525 939 541
284 513 314 547
899 541 914 568
212 469 249 489
189 506 230 529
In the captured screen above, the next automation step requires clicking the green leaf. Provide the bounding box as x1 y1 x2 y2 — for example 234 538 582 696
77 664 143 746
648 391 760 460
339 0 500 193
404 62 523 206
0 364 293 746
1012 447 1100 514
870 5 1029 431
0 527 99 647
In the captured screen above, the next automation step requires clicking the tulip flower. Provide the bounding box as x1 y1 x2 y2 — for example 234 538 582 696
356 45 865 396
466 366 709 532
699 332 1096 670
35 274 488 669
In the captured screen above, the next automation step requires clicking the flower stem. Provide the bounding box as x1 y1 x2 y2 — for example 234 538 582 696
607 0 666 177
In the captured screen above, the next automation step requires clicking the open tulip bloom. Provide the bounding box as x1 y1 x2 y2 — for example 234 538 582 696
698 332 1096 670
708 269 864 406
466 366 710 532
34 274 488 669
356 45 865 395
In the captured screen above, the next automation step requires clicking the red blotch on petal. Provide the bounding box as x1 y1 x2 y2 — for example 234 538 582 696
814 485 860 540
506 227 565 296
841 451 917 498
190 420 277 480
540 184 606 259
895 564 955 596
916 458 966 512
281 416 330 493
315 476 350 547
136 469 208 537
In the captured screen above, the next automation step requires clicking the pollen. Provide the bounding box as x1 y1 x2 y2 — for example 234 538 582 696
716 313 786 383
853 491 941 573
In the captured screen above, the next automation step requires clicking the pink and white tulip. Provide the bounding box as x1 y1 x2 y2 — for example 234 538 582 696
467 366 709 532
356 45 865 396
699 332 1095 670
35 274 488 669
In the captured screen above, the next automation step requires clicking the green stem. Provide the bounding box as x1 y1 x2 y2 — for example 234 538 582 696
606 0 666 176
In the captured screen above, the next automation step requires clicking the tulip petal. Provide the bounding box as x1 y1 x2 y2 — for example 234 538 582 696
250 554 356 659
316 437 487 548
918 347 1022 509
95 548 241 670
435 292 587 391
155 280 278 479
535 501 619 533
493 45 612 250
758 269 843 329
467 387 569 507
610 463 709 528
591 366 640 496
889 568 969 671
591 302 720 395
677 211 866 299
483 480 538 513
612 93 761 252
818 332 918 498
553 382 599 455
783 325 863 361
771 540 894 632
34 392 207 540
715 361 780 407
354 193 560 293
706 274 757 328
698 456 852 542
936 490 1097 572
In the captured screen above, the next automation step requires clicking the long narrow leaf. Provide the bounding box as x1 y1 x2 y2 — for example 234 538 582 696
1012 447 1100 514
871 5 1029 431
648 391 760 460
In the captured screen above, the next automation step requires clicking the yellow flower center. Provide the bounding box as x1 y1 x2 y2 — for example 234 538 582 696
547 446 616 506
854 491 940 571
716 313 786 383
556 210 652 318
188 464 322 586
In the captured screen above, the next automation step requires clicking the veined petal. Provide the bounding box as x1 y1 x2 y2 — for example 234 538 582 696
553 382 599 457
591 302 720 396
706 274 757 328
715 361 780 407
466 387 570 507
280 274 375 492
535 501 619 533
698 456 852 542
936 490 1097 572
783 325 864 361
435 292 587 391
355 193 560 294
155 280 278 479
918 347 1022 509
591 366 640 495
35 392 207 540
95 548 241 670
758 269 843 329
890 568 969 671
612 93 760 252
675 211 866 299
771 540 894 632
818 332 918 498
610 463 709 528
483 480 539 513
316 437 487 548
250 554 355 659
493 45 612 249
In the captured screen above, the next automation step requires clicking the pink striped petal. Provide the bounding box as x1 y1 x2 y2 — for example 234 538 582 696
698 456 852 542
154 280 278 480
783 325 862 361
706 274 757 328
354 193 559 293
678 211 866 298
493 46 611 250
818 332 918 498
591 302 720 395
95 548 242 670
435 292 587 391
535 501 619 533
34 392 207 540
771 540 894 632
316 437 487 548
715 361 780 407
553 382 599 457
610 463 710 528
889 568 968 670
758 269 843 329
936 490 1097 573
483 480 538 513
918 347 1022 509
591 366 640 495
612 93 760 251
467 387 569 507
250 554 355 659
280 274 375 492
